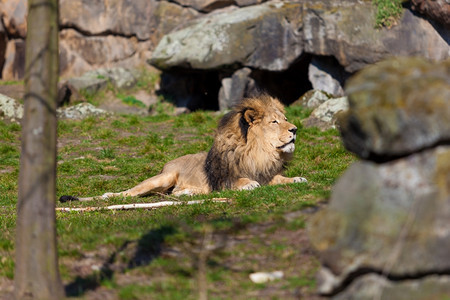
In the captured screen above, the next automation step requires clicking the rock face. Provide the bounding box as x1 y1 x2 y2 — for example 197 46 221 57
150 2 303 71
149 0 448 108
0 0 449 109
308 57 450 299
340 57 450 160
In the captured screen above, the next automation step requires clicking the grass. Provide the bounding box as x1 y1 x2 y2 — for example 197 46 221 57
0 96 355 298
373 0 405 28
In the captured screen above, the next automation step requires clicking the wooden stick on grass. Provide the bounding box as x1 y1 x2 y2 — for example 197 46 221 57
56 198 231 212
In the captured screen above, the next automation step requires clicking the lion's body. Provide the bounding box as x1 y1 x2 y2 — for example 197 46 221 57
66 95 306 202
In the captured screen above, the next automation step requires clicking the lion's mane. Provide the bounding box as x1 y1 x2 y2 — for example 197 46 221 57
204 95 291 191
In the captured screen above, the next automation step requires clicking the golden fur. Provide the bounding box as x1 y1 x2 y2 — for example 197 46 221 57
63 95 306 201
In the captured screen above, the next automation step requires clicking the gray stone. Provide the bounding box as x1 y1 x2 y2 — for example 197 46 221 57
308 56 347 97
302 97 348 130
303 2 449 73
295 90 332 109
67 75 108 95
333 274 450 300
0 93 23 121
340 57 450 160
218 67 253 110
57 103 109 119
308 146 450 295
0 0 27 38
150 1 303 71
84 68 137 90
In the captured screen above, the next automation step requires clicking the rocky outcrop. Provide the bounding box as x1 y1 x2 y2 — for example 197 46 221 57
1 0 449 109
150 0 448 108
307 57 450 299
302 97 348 130
1 0 200 79
150 2 303 71
339 57 450 161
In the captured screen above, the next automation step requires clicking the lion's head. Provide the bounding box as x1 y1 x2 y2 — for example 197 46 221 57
204 94 298 191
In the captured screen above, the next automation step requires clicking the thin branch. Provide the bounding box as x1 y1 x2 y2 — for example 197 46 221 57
57 198 232 212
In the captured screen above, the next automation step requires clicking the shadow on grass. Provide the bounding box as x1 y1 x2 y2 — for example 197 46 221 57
65 225 176 297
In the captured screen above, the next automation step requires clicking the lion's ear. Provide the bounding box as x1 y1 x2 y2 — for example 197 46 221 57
243 108 260 125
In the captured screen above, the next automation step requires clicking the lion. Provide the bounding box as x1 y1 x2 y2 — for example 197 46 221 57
59 94 307 202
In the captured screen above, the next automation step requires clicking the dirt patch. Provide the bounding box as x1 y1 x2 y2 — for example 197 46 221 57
0 84 25 102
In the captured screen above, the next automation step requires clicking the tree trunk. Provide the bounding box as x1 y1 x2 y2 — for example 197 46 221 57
14 0 64 299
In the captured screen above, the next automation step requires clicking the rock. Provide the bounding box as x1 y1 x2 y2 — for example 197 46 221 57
59 0 153 40
57 103 109 119
293 90 332 109
333 274 450 300
67 75 108 95
302 97 348 130
308 56 348 97
84 68 137 90
150 2 304 71
0 93 23 121
218 67 254 110
308 145 450 295
339 57 450 160
59 29 147 77
1 39 25 80
146 1 200 47
57 82 85 107
0 21 7 70
170 0 234 13
303 2 449 73
0 0 27 38
411 0 450 26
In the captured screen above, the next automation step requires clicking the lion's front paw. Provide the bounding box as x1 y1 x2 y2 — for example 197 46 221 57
240 181 261 191
293 177 308 183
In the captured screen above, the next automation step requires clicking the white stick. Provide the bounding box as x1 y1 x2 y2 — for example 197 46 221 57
56 198 231 212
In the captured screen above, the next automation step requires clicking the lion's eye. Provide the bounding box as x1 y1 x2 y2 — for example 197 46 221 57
271 120 279 124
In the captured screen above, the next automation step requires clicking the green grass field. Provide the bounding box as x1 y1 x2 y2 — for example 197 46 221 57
0 92 355 299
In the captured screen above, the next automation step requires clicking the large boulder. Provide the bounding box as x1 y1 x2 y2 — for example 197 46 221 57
150 2 304 71
0 0 27 38
302 97 348 130
339 57 450 160
309 146 450 296
308 57 450 299
151 0 449 73
59 0 154 40
302 2 449 73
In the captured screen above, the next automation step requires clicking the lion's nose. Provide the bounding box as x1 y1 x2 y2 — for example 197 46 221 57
289 127 297 134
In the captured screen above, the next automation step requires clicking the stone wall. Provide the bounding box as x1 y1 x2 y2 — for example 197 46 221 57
0 0 449 109
307 57 450 299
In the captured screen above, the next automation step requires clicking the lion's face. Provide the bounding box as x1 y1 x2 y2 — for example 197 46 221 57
244 103 297 154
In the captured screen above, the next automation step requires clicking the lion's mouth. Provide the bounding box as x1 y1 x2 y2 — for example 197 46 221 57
277 138 296 153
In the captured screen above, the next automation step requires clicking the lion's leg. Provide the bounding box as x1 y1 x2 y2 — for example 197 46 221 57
269 174 307 185
232 178 261 191
116 171 179 197
59 171 179 203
